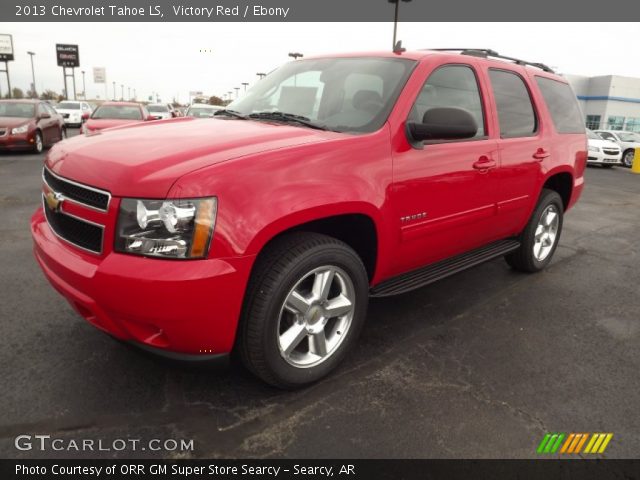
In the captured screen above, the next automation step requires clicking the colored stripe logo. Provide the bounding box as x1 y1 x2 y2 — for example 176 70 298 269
537 433 613 454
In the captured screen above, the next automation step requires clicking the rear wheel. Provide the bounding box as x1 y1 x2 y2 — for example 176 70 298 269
238 232 369 389
505 189 564 273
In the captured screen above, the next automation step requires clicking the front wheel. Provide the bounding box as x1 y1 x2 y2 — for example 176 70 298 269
238 233 369 389
33 131 43 153
622 150 635 168
505 189 564 273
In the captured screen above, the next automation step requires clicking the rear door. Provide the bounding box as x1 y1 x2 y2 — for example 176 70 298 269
482 67 543 237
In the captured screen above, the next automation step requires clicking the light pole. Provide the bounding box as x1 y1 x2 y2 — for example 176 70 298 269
81 70 86 99
242 82 249 92
27 51 37 98
133 88 136 100
120 84 124 100
288 52 303 60
234 87 240 98
112 81 116 100
128 86 131 100
388 0 412 50
256 72 266 80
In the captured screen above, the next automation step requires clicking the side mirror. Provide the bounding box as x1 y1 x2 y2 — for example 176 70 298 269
82 112 90 120
406 107 478 147
146 115 158 121
39 112 51 119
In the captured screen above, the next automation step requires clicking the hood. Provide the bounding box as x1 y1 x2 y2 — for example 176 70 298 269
0 117 33 128
46 117 341 197
85 118 144 131
588 138 620 149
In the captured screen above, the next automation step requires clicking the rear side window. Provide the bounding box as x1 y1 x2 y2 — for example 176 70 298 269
488 69 537 138
535 77 584 134
409 65 486 138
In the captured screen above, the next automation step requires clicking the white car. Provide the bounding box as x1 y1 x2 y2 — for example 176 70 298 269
147 103 177 120
55 101 92 128
586 129 621 167
185 104 223 118
594 130 640 168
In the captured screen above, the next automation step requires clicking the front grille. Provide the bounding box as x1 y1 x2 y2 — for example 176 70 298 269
43 196 103 253
43 168 110 211
603 149 619 155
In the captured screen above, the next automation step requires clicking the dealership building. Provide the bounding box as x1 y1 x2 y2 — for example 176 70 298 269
565 74 640 132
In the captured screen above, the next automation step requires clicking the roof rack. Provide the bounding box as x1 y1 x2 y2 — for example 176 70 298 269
427 48 555 73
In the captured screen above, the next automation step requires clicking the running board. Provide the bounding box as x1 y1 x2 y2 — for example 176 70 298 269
370 239 521 297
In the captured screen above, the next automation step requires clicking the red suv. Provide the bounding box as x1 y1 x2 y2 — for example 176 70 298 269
31 49 586 388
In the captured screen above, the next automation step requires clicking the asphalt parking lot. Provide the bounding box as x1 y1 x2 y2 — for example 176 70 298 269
1 132 639 459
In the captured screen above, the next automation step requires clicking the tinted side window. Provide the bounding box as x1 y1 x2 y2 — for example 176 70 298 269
535 77 584 134
488 69 537 138
410 65 485 138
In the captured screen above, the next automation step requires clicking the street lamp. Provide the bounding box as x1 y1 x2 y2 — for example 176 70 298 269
256 72 266 80
234 87 240 98
81 70 86 99
120 84 124 101
242 82 249 92
133 88 136 100
112 81 116 100
288 52 303 60
128 86 131 100
27 51 37 98
388 0 412 50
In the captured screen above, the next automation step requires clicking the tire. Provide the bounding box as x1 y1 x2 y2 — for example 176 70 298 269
601 164 613 169
238 232 369 389
33 131 43 153
60 128 67 141
505 189 564 273
622 149 635 168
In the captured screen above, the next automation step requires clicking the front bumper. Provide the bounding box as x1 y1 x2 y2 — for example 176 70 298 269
587 149 621 165
0 132 35 150
31 207 255 357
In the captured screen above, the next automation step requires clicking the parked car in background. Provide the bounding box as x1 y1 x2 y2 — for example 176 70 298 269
586 129 621 167
147 103 177 120
594 130 640 167
55 101 93 128
0 99 66 153
186 104 223 118
82 102 152 133
32 49 586 388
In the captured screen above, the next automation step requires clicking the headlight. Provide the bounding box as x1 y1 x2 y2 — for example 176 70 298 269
115 197 217 259
588 145 600 152
11 125 29 135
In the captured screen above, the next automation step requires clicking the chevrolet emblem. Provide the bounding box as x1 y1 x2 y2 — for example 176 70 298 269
45 190 64 212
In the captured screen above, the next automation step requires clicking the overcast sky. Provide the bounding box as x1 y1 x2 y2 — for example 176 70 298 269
0 22 637 103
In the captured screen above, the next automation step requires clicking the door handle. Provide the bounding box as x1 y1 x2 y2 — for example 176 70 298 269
533 148 550 160
473 156 496 171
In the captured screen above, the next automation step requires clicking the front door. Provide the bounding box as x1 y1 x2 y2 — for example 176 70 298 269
391 63 500 276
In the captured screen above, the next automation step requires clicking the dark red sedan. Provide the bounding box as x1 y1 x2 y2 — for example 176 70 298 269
82 102 154 133
0 100 66 153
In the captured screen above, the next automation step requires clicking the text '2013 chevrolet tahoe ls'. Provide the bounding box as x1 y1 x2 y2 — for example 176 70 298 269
32 49 586 388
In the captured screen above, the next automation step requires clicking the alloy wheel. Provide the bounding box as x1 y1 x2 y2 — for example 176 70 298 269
533 205 559 261
277 265 355 368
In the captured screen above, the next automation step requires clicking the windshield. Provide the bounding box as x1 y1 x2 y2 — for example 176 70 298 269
0 102 35 118
92 105 142 120
57 102 80 110
148 105 169 112
618 132 640 142
226 57 416 133
587 129 601 140
187 106 220 118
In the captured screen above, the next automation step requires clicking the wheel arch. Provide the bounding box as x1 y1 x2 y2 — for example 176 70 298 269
246 205 381 282
542 170 573 211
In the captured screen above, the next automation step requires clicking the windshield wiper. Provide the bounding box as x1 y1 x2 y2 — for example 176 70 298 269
248 111 328 130
213 109 248 119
